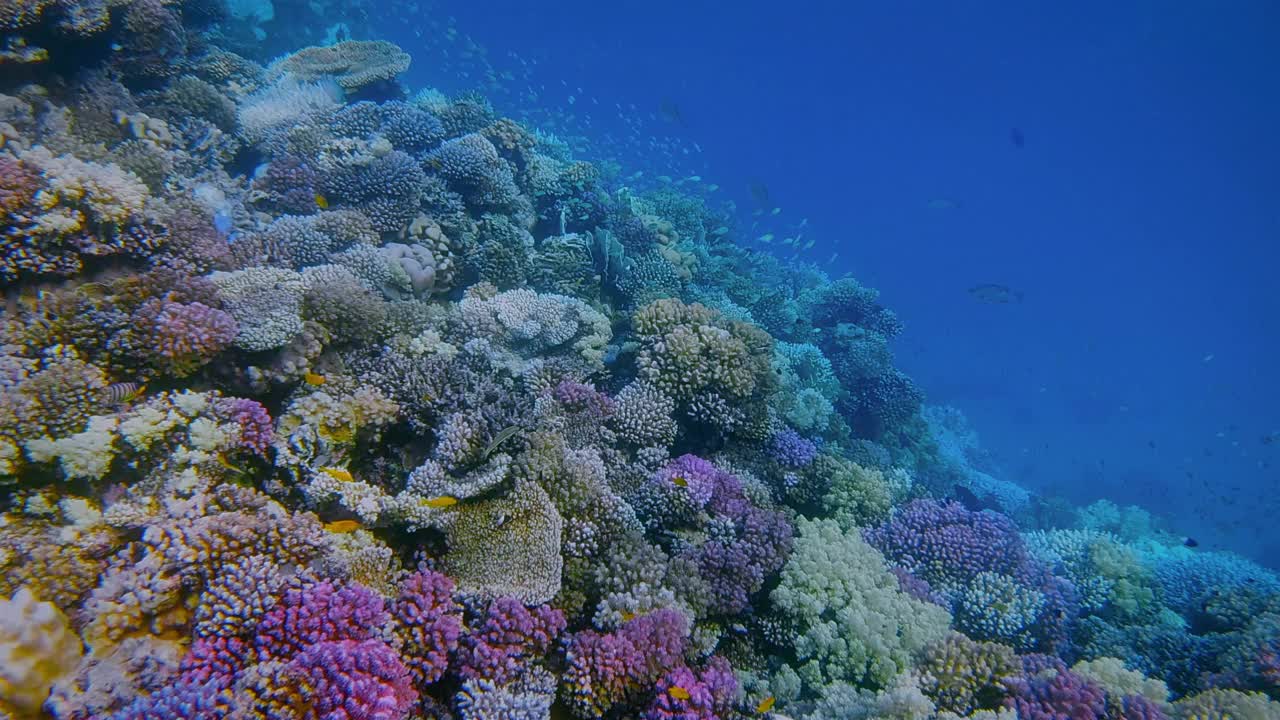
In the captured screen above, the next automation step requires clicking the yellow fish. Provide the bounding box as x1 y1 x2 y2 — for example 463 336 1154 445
314 194 329 209
319 466 354 482
671 475 687 488
757 696 776 713
420 495 459 509
303 371 326 386
620 610 636 622
324 519 362 533
215 453 245 474
668 686 691 701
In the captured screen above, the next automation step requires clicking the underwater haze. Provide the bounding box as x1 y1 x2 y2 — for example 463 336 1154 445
2 0 1279 718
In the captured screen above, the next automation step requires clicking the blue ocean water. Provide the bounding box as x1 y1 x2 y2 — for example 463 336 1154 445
384 0 1280 566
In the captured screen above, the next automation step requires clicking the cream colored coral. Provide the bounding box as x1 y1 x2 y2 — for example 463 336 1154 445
24 415 119 480
1072 657 1168 705
19 145 148 225
0 587 83 715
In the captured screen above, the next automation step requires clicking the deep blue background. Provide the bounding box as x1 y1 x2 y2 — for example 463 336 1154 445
378 1 1280 564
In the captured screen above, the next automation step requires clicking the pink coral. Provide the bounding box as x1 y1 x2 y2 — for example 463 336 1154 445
129 299 237 377
253 580 388 662
288 639 417 720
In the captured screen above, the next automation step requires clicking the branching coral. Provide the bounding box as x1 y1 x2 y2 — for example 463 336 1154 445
769 517 951 695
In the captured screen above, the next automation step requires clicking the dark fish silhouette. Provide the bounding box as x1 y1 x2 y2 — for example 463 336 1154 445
968 284 1024 304
749 180 771 207
1010 127 1025 148
659 99 686 127
949 485 985 512
1183 537 1199 548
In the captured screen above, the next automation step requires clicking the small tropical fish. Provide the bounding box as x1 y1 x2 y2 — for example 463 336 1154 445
711 226 729 236
483 425 522 458
770 207 781 215
324 519 362 533
319 466 354 482
314 194 329 209
670 475 687 488
106 382 146 404
620 610 636 622
757 696 776 713
668 686 691 701
1183 537 1199 548
420 495 459 508
927 198 961 211
757 233 774 244
967 284 1024 304
75 282 110 300
706 184 719 191
304 371 327 386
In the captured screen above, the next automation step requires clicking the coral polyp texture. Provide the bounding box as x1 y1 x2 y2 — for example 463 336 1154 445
0 12 1275 720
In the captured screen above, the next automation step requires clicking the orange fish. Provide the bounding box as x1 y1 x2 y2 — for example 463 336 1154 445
668 686 691 701
756 696 776 713
323 520 362 533
304 371 326 386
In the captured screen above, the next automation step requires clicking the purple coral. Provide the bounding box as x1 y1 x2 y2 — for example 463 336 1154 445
563 608 690 717
105 678 233 720
644 658 736 720
457 597 565 686
770 428 818 468
253 156 320 215
217 397 273 457
253 580 388 662
1004 668 1107 720
654 454 729 509
552 380 616 418
178 636 251 688
130 299 237 377
288 639 417 720
391 569 463 688
865 499 1036 589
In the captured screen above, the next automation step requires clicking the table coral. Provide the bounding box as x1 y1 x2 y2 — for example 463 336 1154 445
273 40 411 93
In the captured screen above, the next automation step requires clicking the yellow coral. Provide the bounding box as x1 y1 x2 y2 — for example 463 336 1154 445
0 587 83 716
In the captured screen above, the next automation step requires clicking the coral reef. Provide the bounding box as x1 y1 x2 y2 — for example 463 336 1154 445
0 11 1274 720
